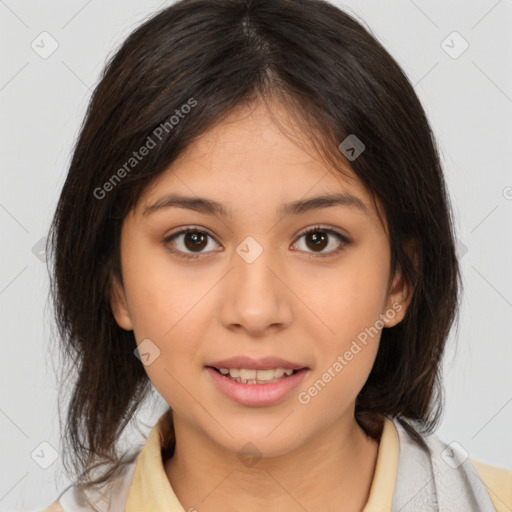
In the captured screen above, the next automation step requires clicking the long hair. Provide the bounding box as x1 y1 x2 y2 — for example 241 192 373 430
47 0 462 500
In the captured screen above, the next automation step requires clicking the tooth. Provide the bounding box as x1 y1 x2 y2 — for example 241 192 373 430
239 369 257 380
256 369 277 380
217 367 297 383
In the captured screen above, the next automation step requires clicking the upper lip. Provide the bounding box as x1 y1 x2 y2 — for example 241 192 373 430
207 356 308 371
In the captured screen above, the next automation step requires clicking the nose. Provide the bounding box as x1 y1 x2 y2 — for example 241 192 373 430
218 237 294 336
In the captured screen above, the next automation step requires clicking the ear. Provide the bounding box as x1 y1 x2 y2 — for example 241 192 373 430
382 239 418 328
109 274 134 331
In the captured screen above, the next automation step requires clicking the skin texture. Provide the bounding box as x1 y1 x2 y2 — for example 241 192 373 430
110 98 414 512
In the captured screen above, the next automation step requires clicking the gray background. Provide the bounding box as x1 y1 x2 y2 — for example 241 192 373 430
1 0 511 510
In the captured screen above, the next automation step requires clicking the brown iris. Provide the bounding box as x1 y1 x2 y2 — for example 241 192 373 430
184 231 208 252
305 231 328 251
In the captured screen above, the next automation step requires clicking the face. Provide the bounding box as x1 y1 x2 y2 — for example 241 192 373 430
110 99 413 457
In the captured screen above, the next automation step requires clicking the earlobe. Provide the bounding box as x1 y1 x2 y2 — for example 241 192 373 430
109 275 134 331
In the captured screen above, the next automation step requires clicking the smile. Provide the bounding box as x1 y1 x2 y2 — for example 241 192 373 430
206 367 309 406
215 367 296 384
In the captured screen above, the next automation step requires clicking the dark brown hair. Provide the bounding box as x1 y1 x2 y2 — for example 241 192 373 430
47 0 462 501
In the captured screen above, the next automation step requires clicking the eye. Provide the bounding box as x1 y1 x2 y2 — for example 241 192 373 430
163 227 220 260
163 225 351 261
292 225 350 257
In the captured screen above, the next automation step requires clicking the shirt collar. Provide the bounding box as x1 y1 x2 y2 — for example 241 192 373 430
125 408 184 511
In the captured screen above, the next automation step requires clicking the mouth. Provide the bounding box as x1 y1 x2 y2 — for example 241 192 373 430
206 366 305 385
205 365 309 406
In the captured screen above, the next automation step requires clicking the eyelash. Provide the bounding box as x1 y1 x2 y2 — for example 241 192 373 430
162 225 351 261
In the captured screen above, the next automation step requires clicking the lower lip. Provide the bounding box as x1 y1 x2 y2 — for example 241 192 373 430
206 367 309 407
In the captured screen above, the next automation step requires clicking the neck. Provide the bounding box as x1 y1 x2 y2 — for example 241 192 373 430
164 412 382 512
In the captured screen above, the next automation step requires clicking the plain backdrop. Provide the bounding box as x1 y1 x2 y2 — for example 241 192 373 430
1 0 511 510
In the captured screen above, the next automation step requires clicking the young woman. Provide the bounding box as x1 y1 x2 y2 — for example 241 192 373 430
42 0 511 510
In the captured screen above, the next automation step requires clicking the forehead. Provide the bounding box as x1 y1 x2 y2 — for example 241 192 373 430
135 99 384 227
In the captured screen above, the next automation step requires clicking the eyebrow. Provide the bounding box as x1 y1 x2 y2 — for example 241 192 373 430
142 192 369 218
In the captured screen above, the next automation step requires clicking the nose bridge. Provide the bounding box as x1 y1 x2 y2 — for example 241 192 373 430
219 234 292 332
233 234 280 298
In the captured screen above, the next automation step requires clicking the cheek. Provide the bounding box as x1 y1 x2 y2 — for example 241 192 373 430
299 284 384 416
120 231 208 337
306 248 390 339
298 246 388 400
296 342 379 432
126 275 205 410
119 236 210 401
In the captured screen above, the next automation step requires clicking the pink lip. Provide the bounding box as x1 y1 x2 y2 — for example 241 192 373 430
206 367 309 407
206 355 308 371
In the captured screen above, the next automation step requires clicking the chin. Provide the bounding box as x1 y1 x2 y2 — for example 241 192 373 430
210 422 308 460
